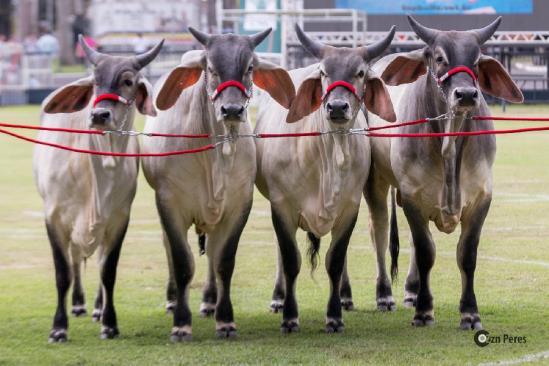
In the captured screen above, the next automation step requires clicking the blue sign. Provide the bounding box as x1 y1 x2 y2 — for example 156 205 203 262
335 0 533 15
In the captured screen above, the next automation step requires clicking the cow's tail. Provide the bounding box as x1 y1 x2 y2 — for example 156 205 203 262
306 232 321 274
389 187 400 283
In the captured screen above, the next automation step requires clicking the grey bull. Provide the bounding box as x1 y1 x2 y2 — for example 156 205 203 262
256 24 397 333
363 16 523 329
33 36 163 342
141 27 295 341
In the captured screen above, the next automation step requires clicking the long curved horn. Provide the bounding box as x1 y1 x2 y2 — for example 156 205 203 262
188 27 210 46
364 25 396 60
249 28 272 49
295 24 326 59
407 16 438 45
78 34 103 65
471 16 502 44
135 39 165 69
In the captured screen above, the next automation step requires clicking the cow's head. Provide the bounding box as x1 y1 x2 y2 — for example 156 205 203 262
287 25 397 124
44 35 162 130
156 28 295 125
381 16 523 114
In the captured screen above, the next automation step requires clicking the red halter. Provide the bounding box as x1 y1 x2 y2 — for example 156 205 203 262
322 80 361 100
93 93 131 108
437 66 478 85
210 80 251 101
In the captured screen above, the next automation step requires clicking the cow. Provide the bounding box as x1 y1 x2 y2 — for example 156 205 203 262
141 27 295 341
364 16 523 329
33 36 163 342
255 24 397 333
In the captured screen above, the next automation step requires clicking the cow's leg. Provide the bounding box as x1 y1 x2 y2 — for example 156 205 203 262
71 246 87 317
364 171 395 311
325 212 358 333
46 221 71 343
270 248 285 313
404 240 419 308
402 201 435 326
98 216 129 339
340 257 353 311
209 203 252 338
92 283 103 322
457 196 491 330
162 231 177 314
200 249 217 317
271 205 300 333
156 193 194 342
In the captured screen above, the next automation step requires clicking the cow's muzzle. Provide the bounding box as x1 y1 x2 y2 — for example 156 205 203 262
326 99 351 124
221 103 245 121
453 87 479 109
90 108 113 128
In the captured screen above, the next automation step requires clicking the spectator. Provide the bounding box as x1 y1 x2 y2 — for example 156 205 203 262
36 22 60 56
75 34 97 65
133 33 149 54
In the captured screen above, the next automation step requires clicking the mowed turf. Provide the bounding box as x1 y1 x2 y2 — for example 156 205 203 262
0 104 548 366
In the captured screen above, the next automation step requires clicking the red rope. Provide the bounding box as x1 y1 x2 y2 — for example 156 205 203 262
368 125 549 138
0 128 216 157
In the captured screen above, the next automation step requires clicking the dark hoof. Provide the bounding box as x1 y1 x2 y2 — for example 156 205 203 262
91 309 102 322
412 312 435 327
341 298 354 311
170 327 192 342
270 300 284 313
216 324 237 339
100 326 120 340
377 297 396 312
325 318 345 333
71 305 87 317
166 301 176 315
460 313 483 330
48 328 67 343
199 303 215 318
280 319 300 334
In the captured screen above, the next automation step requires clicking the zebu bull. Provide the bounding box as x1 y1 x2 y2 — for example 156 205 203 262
33 36 163 342
141 28 295 341
364 16 523 329
256 25 397 333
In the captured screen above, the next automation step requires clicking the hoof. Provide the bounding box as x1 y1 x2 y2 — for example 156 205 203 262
270 300 284 313
403 293 417 309
91 309 102 322
71 305 87 317
280 319 300 334
170 326 192 342
377 297 396 312
100 326 119 340
412 312 435 327
166 301 176 315
48 328 67 343
460 313 483 330
325 318 345 333
199 303 215 318
216 323 237 339
341 298 354 311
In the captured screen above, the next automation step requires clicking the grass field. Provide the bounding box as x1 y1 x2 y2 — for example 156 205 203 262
0 104 548 365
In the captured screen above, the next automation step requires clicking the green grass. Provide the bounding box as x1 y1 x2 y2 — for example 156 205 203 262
0 104 548 365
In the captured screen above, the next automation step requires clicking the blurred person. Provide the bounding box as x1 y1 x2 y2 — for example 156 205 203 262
36 22 60 56
132 33 149 54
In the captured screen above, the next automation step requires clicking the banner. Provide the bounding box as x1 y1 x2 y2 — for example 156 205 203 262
335 0 533 15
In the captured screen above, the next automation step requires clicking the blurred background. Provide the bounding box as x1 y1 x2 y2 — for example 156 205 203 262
0 0 548 106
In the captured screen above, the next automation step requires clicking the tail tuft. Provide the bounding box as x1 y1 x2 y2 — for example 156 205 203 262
389 187 400 283
306 232 321 273
198 233 206 256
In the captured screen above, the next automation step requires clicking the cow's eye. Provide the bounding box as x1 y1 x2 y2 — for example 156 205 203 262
435 56 445 64
247 65 253 73
320 69 326 77
123 79 133 87
357 70 365 78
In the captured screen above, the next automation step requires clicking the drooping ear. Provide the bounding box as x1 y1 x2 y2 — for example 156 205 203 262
477 55 523 103
43 76 94 114
136 77 157 117
253 59 295 109
364 75 397 122
381 49 427 86
156 50 205 111
286 69 322 123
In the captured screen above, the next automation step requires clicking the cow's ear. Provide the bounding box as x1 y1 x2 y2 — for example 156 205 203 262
478 55 523 103
364 75 397 122
43 76 94 114
286 69 322 123
381 49 427 86
136 77 157 117
156 50 205 111
254 58 295 109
